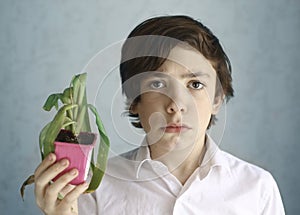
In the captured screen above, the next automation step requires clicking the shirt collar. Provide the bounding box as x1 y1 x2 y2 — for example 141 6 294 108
136 138 152 161
135 135 232 180
198 135 232 179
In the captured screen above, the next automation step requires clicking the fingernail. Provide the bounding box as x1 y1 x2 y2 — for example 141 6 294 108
82 182 89 187
60 159 68 166
48 154 54 161
70 169 78 175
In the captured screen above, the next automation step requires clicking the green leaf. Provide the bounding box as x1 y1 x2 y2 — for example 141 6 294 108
71 73 87 124
71 73 91 134
74 73 87 106
60 87 73 104
43 93 62 111
62 116 76 131
75 104 87 135
42 104 78 159
39 123 51 160
86 104 110 193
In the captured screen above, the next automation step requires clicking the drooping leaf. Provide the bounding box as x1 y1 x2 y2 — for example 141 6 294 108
20 175 35 201
39 123 51 160
42 104 77 158
60 87 73 105
43 93 62 111
86 104 110 193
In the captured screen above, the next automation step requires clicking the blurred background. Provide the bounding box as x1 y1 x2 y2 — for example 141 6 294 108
1 0 299 214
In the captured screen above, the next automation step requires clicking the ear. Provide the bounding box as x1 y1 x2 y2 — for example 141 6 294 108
129 102 138 115
212 94 225 114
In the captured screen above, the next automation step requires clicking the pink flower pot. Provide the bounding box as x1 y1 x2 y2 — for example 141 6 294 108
54 131 97 185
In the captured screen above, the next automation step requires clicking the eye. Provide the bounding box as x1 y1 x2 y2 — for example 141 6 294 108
149 80 165 89
188 81 204 90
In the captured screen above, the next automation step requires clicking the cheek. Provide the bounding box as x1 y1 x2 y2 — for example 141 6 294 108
137 105 151 128
140 111 167 133
190 94 213 125
137 101 164 131
194 100 212 118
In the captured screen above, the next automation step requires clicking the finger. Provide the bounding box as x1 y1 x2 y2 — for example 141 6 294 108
39 158 69 183
59 184 76 198
34 153 56 179
35 159 69 200
45 168 79 204
59 182 89 211
34 153 56 208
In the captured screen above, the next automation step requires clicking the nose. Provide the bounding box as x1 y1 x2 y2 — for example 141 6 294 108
167 101 186 113
166 88 187 114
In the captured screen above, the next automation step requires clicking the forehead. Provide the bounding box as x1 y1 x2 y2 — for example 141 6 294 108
158 45 216 78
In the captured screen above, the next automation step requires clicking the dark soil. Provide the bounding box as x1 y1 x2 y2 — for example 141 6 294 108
55 129 95 145
55 129 79 144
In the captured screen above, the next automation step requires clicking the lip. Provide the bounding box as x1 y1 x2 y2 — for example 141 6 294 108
161 123 191 133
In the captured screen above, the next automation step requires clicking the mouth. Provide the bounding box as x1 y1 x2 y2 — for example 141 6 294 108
161 123 191 133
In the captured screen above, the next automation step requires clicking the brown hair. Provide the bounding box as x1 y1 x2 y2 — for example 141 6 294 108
120 15 234 128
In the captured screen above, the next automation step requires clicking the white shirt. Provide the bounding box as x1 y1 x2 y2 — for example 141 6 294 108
78 136 285 214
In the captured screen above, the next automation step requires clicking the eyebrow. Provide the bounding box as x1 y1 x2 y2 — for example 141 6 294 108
143 70 210 79
181 71 210 78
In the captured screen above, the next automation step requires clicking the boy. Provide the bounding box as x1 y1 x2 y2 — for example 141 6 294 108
34 15 285 214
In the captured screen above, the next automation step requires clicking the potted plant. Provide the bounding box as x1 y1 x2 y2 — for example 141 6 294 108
20 73 110 199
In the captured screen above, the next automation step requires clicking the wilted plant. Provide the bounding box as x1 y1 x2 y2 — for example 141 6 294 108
20 73 110 199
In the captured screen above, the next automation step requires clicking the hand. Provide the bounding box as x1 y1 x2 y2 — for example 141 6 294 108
34 153 89 215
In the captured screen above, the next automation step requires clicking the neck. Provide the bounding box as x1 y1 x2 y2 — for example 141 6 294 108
149 135 206 185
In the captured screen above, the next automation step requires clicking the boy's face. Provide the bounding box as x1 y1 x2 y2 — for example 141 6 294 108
131 45 222 156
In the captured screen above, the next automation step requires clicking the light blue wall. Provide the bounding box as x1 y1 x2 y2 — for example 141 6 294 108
1 0 299 214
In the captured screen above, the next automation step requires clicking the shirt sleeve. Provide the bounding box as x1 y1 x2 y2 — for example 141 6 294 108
260 173 285 215
78 192 98 214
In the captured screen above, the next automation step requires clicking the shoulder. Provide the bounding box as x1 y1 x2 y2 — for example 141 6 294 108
220 149 277 191
118 147 140 160
103 147 141 181
107 147 140 167
219 150 285 213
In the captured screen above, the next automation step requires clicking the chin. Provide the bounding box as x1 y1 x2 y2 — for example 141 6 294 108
162 135 195 151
